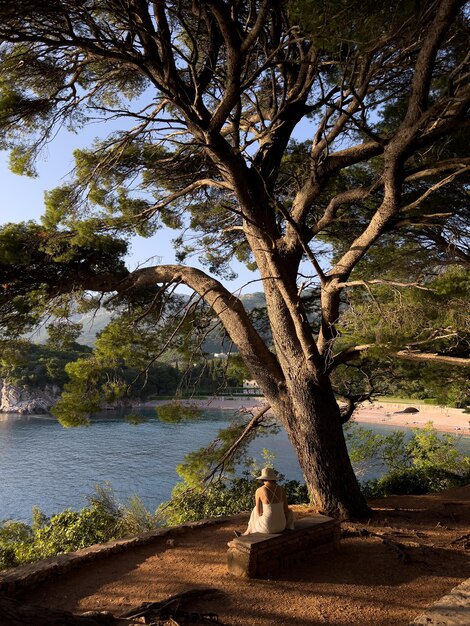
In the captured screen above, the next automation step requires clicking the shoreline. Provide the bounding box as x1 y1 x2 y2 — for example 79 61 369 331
142 396 470 435
2 396 468 436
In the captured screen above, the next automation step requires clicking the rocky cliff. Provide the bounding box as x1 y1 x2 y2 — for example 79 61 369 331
0 379 60 414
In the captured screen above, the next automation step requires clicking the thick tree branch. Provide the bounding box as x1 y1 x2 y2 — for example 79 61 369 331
111 264 285 394
329 341 470 371
316 1 468 356
240 0 273 54
328 344 373 371
339 393 374 424
402 0 465 128
392 350 470 366
310 186 376 237
405 158 470 182
336 280 434 292
290 141 383 225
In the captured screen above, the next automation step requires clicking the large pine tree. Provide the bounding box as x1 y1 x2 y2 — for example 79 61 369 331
0 0 468 518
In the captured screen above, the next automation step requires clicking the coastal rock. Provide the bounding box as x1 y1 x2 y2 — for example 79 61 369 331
0 379 59 414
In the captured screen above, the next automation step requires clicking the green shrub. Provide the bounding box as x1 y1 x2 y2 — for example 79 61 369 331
362 466 468 498
0 485 159 571
346 421 470 498
157 476 255 526
118 495 158 536
0 520 33 543
0 520 35 569
283 480 309 504
0 544 18 570
33 506 119 558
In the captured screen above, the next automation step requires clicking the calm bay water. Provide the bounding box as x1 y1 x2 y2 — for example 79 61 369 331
1 408 469 522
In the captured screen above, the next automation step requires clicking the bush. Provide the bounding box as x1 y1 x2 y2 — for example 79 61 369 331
0 520 35 569
157 476 256 526
33 506 119 558
362 466 468 498
346 421 470 498
283 480 309 504
0 485 159 571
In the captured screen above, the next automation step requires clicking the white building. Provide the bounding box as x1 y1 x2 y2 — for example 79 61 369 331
243 379 260 394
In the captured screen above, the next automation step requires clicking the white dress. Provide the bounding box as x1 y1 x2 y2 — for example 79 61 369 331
246 501 294 534
245 485 295 534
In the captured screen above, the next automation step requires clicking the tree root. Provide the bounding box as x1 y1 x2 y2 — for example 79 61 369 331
449 533 470 547
342 528 412 563
119 588 224 624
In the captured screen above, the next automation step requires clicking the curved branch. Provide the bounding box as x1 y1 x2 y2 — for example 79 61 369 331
328 342 470 371
392 350 470 366
328 344 372 372
240 0 273 54
405 157 470 182
400 165 470 213
107 264 285 393
311 157 470 238
401 0 465 128
296 0 468 244
336 279 434 292
310 186 376 237
339 394 373 424
290 141 383 224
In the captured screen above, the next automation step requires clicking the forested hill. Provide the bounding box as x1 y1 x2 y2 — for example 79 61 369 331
0 341 92 413
29 292 268 348
0 341 93 390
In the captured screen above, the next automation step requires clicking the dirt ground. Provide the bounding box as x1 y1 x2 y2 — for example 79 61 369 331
19 485 470 626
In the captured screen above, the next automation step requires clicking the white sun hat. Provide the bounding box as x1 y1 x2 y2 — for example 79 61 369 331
257 467 278 481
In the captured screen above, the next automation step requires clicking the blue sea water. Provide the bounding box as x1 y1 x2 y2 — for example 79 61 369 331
0 408 468 522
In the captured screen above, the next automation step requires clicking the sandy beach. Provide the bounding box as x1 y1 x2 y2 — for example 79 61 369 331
144 396 470 435
351 400 470 434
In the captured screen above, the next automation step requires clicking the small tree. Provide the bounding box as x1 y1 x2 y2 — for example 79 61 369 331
0 0 469 518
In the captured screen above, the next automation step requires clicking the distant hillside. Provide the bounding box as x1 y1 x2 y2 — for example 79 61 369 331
238 292 266 311
31 292 269 349
73 309 114 346
30 308 118 347
29 291 322 353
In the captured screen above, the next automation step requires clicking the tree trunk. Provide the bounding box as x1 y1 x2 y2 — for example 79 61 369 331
270 375 371 521
235 245 371 521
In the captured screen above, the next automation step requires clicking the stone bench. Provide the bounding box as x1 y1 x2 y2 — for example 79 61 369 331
227 515 340 579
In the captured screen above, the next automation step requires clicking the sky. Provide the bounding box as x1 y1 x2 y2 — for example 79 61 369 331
0 126 262 295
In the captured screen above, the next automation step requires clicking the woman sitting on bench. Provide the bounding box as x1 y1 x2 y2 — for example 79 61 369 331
241 467 294 535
